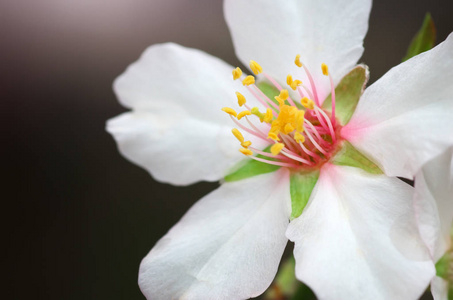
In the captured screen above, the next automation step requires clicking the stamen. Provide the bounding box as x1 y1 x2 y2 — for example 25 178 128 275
249 60 263 75
268 132 280 141
304 128 328 155
245 85 273 111
242 75 255 86
301 64 320 107
263 108 273 123
232 67 242 80
304 120 324 143
300 97 314 110
245 116 268 137
222 107 237 117
237 110 251 120
226 55 340 170
249 146 288 160
294 132 305 143
236 91 246 107
251 85 280 112
232 128 244 142
271 143 285 155
239 148 253 156
251 107 265 122
241 141 252 148
286 75 293 86
247 155 298 168
299 141 320 159
230 115 268 141
263 73 297 107
321 63 329 76
280 148 313 165
295 54 303 67
290 80 302 91
315 106 336 142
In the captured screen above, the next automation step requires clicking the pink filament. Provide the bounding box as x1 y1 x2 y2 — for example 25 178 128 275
263 72 297 107
230 115 268 141
251 85 280 112
248 155 298 168
302 65 320 107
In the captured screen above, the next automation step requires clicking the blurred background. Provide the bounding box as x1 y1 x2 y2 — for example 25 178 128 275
4 0 452 299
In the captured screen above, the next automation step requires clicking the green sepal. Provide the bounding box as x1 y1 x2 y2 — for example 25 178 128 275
436 252 450 279
403 13 436 62
331 141 383 174
322 65 369 125
435 251 453 299
290 170 319 220
224 146 280 182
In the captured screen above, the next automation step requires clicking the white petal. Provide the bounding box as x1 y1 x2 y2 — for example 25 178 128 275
431 276 449 300
414 147 453 262
224 0 371 102
108 43 266 185
106 112 254 185
139 170 291 300
286 165 434 300
343 33 453 178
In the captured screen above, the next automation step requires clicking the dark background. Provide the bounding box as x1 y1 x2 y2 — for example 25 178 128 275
4 0 452 299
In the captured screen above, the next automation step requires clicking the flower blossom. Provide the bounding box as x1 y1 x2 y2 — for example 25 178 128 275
106 0 453 299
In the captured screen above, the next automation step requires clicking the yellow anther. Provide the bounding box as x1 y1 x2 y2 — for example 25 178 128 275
274 96 285 106
263 108 273 123
294 132 305 143
249 60 263 75
242 75 255 86
295 54 303 67
300 97 315 110
239 148 253 156
236 92 246 107
251 107 264 122
295 110 305 132
284 123 295 134
321 63 329 76
271 143 285 155
279 89 289 100
290 79 302 90
287 75 293 86
237 110 251 120
231 128 244 142
268 132 280 141
232 67 242 80
222 107 237 117
241 141 252 148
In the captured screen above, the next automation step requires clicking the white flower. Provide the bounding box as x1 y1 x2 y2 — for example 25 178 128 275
413 146 453 300
106 0 453 299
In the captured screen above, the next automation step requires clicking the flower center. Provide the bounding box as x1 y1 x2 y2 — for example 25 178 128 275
222 56 341 171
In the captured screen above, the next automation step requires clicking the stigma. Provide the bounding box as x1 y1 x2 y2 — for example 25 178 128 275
222 57 341 170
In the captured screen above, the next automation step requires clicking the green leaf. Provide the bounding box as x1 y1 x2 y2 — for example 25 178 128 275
332 141 383 174
322 65 369 125
290 170 319 219
403 13 436 62
224 146 280 182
